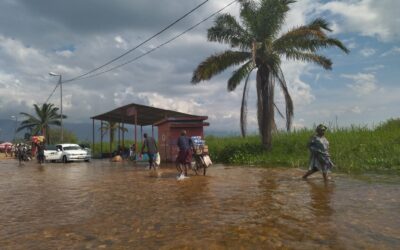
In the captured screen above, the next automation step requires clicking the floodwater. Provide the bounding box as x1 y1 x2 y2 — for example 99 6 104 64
0 159 399 249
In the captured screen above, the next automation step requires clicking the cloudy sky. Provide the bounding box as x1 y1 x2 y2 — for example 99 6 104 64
0 0 399 134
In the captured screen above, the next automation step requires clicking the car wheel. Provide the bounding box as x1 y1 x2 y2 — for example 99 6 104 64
62 156 68 163
84 159 90 162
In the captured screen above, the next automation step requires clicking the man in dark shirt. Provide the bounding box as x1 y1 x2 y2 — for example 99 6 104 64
141 133 158 169
176 130 193 177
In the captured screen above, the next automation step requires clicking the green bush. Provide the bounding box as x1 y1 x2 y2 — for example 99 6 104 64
206 119 400 174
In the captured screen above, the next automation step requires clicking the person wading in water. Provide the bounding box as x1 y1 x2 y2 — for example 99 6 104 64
176 130 193 179
141 133 158 170
303 124 335 181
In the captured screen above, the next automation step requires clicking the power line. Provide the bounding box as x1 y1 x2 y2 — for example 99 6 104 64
43 82 59 104
67 0 239 82
64 0 209 83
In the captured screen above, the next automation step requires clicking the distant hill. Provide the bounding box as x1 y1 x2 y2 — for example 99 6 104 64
0 119 20 142
0 119 95 142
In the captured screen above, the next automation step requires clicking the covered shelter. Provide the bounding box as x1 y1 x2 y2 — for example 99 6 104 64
90 102 208 158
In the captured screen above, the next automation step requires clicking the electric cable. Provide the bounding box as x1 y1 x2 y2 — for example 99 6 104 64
43 82 59 104
65 0 238 82
64 0 209 83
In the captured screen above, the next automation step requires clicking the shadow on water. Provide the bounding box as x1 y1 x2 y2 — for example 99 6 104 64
0 159 399 249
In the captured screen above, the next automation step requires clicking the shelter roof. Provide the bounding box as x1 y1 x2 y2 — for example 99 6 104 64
90 103 206 126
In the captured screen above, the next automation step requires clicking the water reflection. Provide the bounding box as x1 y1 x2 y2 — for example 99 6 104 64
0 160 399 249
307 180 335 217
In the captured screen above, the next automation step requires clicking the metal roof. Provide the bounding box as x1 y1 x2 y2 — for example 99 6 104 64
90 102 206 126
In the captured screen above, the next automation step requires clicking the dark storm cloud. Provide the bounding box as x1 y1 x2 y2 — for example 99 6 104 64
16 0 210 33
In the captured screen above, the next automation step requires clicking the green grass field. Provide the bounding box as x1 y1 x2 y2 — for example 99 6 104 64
87 119 400 174
206 119 400 174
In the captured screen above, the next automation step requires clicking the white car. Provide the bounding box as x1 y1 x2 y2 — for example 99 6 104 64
44 143 91 163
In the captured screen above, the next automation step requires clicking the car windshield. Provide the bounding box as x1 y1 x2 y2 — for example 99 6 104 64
63 146 82 150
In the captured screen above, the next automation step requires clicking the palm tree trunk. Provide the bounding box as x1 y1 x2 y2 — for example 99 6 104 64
42 127 49 144
256 66 275 150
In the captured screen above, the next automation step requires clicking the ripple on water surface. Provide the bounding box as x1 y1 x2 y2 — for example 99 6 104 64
0 159 399 249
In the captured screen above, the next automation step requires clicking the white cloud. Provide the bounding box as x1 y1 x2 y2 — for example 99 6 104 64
319 0 400 41
350 106 362 114
342 73 378 96
341 38 358 49
364 64 384 72
56 50 73 58
292 118 306 129
381 46 400 57
114 35 128 49
359 48 376 57
280 60 315 106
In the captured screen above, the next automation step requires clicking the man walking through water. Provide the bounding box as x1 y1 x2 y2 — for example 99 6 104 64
303 124 335 181
176 130 193 179
141 133 158 170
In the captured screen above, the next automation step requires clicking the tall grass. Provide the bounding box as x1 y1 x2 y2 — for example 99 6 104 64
90 140 140 157
206 119 400 173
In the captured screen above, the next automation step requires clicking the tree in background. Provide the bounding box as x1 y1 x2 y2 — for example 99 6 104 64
17 103 66 144
191 0 349 150
99 122 128 153
49 128 78 144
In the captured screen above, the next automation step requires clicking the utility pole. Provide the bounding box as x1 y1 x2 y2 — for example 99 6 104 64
49 72 63 143
11 115 18 141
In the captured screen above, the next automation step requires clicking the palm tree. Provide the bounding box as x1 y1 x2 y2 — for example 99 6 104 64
99 122 128 153
191 0 349 150
17 103 66 144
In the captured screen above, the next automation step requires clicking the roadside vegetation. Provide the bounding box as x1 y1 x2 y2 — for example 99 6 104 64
192 0 348 149
206 119 400 173
86 119 400 174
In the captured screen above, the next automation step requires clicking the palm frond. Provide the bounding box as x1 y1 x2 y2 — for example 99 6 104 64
191 51 251 83
238 0 258 36
284 51 333 70
227 61 254 91
308 17 332 32
17 103 64 136
208 13 252 49
255 0 294 40
274 18 350 54
274 103 285 119
274 66 293 130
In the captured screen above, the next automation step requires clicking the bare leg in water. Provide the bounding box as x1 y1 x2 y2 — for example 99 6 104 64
322 172 328 182
183 164 188 177
303 169 329 182
302 169 318 179
176 163 183 176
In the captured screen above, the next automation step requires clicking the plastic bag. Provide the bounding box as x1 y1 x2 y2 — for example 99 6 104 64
203 155 212 167
155 152 161 166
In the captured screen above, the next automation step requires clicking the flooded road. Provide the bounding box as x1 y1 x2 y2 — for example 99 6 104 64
0 159 399 249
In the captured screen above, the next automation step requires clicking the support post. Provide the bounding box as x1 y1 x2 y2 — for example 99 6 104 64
100 120 103 158
118 122 121 148
92 119 95 157
134 115 137 152
122 123 125 148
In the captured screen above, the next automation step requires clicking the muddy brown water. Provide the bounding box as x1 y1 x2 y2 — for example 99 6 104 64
0 159 399 249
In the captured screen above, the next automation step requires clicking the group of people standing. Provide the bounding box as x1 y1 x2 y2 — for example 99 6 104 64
140 130 194 178
2 142 45 164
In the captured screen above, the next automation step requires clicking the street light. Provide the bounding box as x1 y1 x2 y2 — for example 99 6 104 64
49 72 63 143
11 115 18 141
